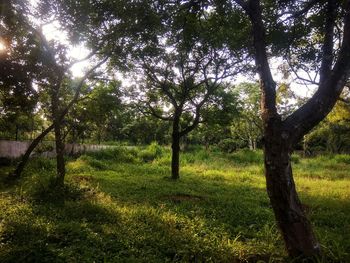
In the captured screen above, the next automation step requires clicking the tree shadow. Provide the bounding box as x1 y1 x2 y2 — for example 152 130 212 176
1 160 349 262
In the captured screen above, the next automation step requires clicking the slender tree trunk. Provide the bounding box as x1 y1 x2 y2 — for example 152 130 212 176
98 128 101 145
171 117 181 180
51 78 66 188
8 124 54 181
70 129 76 156
53 120 66 187
264 119 320 257
15 125 19 141
249 137 253 150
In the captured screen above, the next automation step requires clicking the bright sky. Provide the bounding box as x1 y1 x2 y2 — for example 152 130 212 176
41 23 91 77
28 0 90 77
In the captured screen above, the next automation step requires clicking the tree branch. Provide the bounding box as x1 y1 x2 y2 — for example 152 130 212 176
140 103 174 121
246 0 278 121
319 0 337 84
284 0 350 145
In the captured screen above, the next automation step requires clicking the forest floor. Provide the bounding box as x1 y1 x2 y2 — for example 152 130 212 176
0 146 349 262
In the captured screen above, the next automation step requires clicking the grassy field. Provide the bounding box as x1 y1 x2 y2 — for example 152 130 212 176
0 145 349 262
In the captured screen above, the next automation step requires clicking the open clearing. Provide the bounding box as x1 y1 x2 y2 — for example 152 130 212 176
0 147 349 262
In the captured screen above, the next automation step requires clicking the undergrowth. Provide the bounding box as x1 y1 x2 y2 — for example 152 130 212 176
0 146 349 262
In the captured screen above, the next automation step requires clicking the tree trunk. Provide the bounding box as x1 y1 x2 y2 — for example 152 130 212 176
15 124 19 141
53 119 66 188
70 129 76 156
98 129 101 145
30 117 34 140
264 120 320 258
51 78 66 188
8 124 54 181
171 117 181 180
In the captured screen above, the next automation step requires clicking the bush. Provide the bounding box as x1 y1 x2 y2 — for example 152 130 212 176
138 142 163 162
78 156 108 170
86 147 138 163
34 142 55 154
217 138 246 153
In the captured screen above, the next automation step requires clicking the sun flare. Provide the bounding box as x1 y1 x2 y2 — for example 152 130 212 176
0 40 7 52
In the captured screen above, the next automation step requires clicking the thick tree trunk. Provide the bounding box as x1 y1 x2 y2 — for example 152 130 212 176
8 124 54 180
171 117 181 180
264 120 320 258
240 0 350 259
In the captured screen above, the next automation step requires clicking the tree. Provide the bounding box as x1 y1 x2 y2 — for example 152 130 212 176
5 1 107 185
0 0 41 141
190 85 239 150
45 0 249 179
231 83 262 150
224 0 350 258
76 81 122 144
134 50 242 179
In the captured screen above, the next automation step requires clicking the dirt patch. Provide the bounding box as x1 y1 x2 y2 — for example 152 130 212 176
162 193 204 203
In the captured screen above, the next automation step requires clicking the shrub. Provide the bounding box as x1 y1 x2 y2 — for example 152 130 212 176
34 142 55 154
138 142 163 162
86 147 138 163
217 138 246 153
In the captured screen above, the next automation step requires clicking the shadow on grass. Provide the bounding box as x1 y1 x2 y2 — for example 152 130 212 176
90 165 350 262
1 156 349 262
0 171 283 262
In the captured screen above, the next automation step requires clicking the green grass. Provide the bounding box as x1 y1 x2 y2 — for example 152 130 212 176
0 147 349 262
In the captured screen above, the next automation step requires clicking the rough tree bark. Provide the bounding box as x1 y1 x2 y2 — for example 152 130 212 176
236 0 350 258
263 118 320 256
